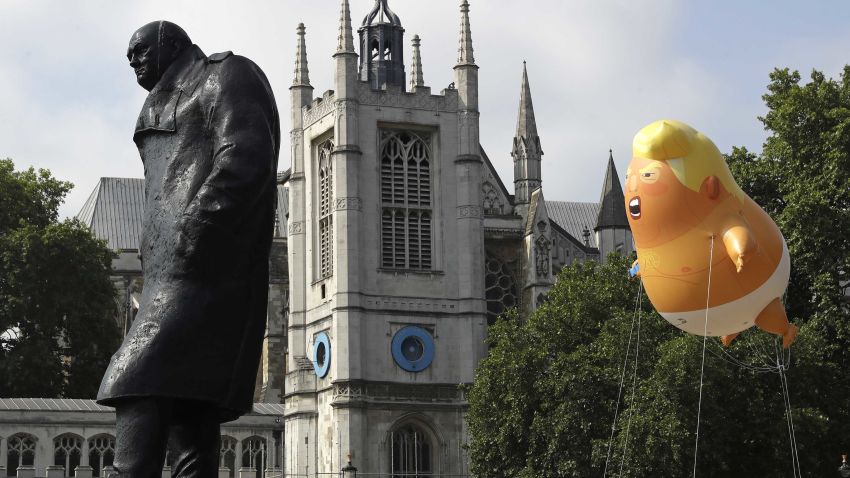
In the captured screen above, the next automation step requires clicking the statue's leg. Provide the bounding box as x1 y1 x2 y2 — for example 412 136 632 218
113 398 171 477
168 399 221 478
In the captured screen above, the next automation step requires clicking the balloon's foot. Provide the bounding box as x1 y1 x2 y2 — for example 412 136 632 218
782 324 798 349
720 333 739 348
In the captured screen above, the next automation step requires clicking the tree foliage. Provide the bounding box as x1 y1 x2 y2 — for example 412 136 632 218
0 158 120 398
467 67 850 477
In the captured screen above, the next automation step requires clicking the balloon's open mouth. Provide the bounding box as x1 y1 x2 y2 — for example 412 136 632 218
629 197 641 219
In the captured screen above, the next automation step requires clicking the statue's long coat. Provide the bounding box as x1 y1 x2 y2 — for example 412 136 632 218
97 45 280 421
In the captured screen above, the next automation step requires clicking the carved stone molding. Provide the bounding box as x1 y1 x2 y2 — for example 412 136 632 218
335 99 358 116
334 197 362 211
457 205 482 219
303 97 336 128
357 82 459 112
331 380 466 405
288 221 304 235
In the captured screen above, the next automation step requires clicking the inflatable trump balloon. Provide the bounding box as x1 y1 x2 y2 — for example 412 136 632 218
626 120 797 348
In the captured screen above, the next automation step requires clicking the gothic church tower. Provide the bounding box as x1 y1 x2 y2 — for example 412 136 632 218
284 1 487 474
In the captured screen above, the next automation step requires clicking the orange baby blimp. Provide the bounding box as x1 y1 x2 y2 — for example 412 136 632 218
626 120 797 348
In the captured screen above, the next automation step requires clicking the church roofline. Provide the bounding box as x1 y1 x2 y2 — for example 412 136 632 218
480 145 515 208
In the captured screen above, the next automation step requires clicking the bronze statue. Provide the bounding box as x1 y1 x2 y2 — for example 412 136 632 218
97 21 280 475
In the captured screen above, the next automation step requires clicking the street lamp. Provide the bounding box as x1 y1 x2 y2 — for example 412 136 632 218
839 454 850 478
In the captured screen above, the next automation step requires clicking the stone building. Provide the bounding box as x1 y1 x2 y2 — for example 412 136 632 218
5 1 631 476
0 399 284 477
278 0 631 476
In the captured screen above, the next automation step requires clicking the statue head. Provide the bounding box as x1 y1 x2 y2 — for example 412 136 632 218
127 21 192 91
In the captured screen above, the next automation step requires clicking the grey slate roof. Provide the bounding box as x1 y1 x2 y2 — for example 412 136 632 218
548 201 600 249
0 398 285 415
77 177 144 251
596 151 629 229
0 397 111 412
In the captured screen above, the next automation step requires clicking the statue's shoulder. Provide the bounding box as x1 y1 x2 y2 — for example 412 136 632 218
208 51 233 63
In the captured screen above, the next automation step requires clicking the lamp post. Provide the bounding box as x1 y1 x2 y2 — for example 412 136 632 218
839 454 850 478
342 453 357 478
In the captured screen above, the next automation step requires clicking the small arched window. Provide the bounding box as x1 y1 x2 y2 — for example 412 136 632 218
88 434 115 477
390 423 433 477
242 436 266 478
54 433 83 477
370 38 380 60
220 436 237 478
7 433 36 475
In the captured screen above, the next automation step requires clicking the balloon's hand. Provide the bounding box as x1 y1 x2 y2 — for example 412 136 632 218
629 260 641 279
722 224 756 274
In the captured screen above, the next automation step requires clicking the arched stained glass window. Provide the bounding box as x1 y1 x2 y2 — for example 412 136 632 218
390 424 433 477
485 253 519 326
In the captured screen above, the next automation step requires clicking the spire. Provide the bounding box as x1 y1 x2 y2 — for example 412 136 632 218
515 61 539 143
336 0 355 54
409 35 424 90
512 62 542 206
595 150 629 230
293 23 310 87
457 0 475 66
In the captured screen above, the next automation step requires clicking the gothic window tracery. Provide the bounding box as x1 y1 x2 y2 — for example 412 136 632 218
220 436 237 478
380 130 433 270
54 433 83 477
485 254 519 325
390 424 433 477
241 436 267 477
482 182 503 215
88 434 115 477
7 433 36 475
317 138 334 279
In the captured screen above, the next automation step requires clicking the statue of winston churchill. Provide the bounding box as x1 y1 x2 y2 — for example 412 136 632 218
97 21 280 476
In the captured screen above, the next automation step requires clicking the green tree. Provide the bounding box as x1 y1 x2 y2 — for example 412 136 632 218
0 158 120 398
467 67 850 477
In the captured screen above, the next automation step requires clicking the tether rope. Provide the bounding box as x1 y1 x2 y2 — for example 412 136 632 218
692 235 715 477
602 282 643 477
776 342 802 478
617 286 643 478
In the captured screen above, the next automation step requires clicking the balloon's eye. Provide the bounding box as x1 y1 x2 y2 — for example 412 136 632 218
640 170 660 184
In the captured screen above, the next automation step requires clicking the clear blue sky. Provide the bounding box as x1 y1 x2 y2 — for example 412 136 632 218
1 0 848 218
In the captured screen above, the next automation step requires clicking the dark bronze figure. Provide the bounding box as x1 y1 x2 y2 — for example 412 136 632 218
97 21 280 475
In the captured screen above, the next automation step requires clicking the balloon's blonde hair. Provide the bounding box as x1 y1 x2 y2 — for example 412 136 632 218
632 119 745 201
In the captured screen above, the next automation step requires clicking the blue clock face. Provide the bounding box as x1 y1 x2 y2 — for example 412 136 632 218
312 332 331 378
392 326 434 372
